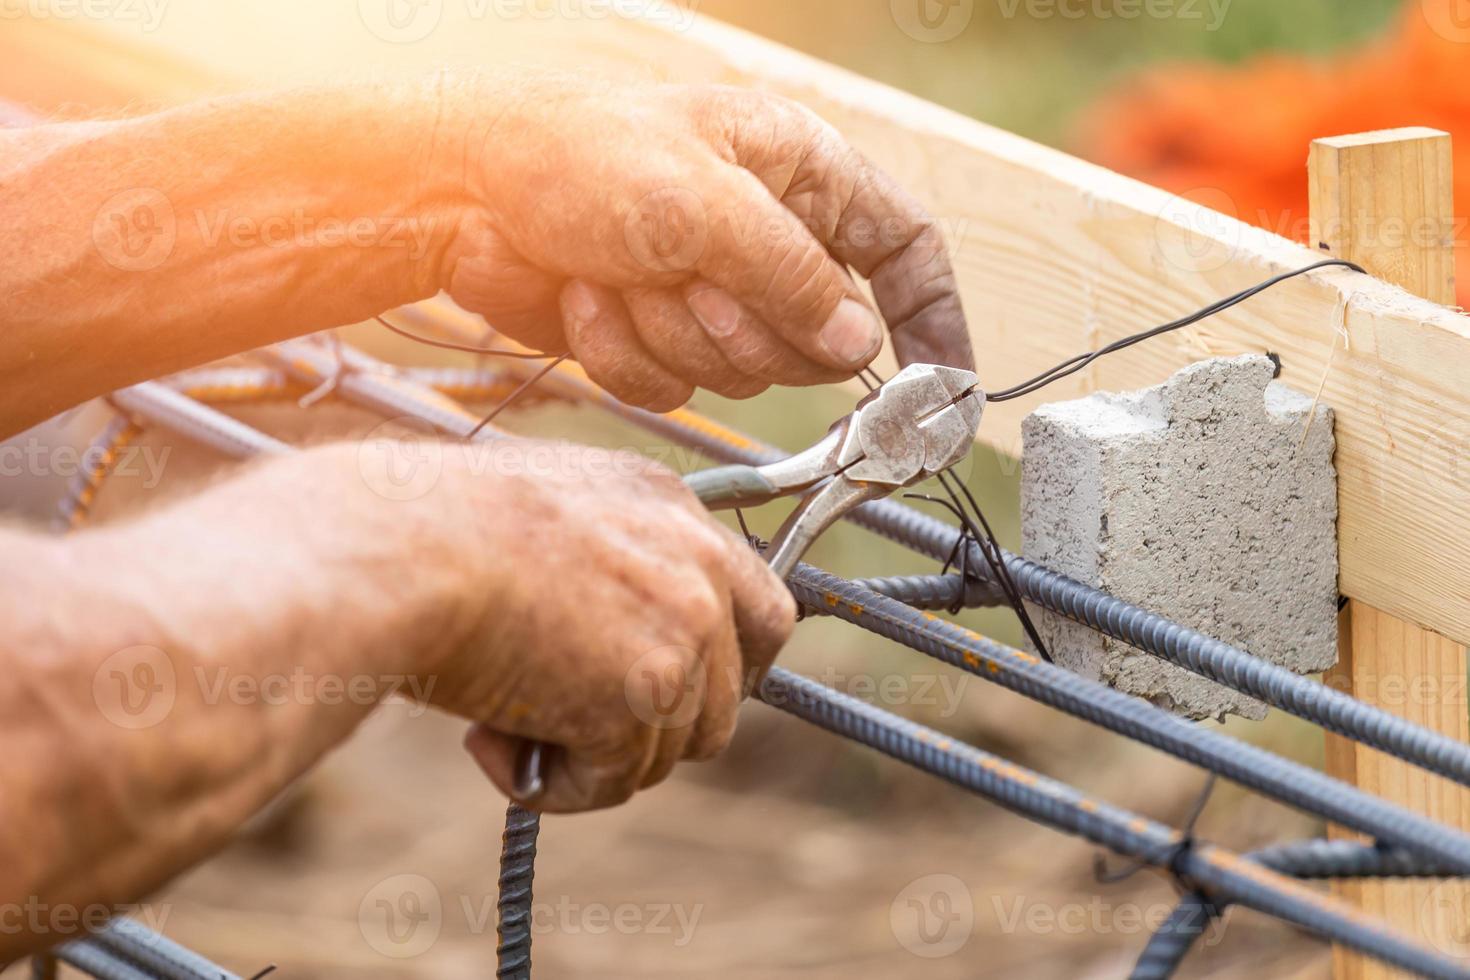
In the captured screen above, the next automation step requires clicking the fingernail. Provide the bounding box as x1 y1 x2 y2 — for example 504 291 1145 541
818 299 882 367
562 279 600 324
686 287 743 338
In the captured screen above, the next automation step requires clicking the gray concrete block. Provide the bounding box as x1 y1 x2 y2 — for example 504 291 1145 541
1020 355 1338 720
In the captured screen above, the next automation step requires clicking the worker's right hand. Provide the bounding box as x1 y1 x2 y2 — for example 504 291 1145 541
406 439 795 813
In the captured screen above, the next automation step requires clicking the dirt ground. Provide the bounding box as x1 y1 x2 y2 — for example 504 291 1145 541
4 383 1335 979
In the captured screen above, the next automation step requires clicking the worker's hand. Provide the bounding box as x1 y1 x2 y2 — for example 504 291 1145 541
420 440 795 813
439 75 974 410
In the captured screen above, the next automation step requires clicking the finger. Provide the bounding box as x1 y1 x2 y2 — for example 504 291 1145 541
445 220 568 354
466 721 662 815
621 287 769 399
692 165 886 373
685 616 745 762
709 89 974 371
463 723 519 795
681 280 850 388
721 529 797 686
829 164 974 371
561 279 694 412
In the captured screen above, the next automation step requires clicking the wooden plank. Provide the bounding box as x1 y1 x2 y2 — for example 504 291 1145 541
4 8 1470 644
1312 128 1470 978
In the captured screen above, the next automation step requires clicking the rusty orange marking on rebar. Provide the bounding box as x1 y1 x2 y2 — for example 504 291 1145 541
665 408 757 450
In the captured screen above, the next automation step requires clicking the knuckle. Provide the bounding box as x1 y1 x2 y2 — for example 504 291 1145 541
676 582 725 630
690 719 736 762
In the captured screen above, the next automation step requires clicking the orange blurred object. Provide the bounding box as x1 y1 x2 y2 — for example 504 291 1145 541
1077 0 1470 308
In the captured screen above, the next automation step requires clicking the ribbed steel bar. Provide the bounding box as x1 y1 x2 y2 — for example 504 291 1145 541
53 413 141 533
1130 840 1461 979
110 382 292 458
758 666 1470 980
50 942 155 980
847 500 1470 789
807 572 1008 611
257 340 510 443
1129 896 1217 980
85 919 242 980
1253 840 1453 879
496 803 541 980
787 564 1470 875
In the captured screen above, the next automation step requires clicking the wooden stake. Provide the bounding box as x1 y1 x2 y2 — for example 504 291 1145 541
1310 127 1470 978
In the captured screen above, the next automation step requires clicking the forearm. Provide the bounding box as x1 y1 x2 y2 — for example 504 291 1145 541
0 75 483 435
0 444 475 955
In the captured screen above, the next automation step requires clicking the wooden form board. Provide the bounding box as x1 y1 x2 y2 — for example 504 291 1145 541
1312 128 1470 978
4 7 1470 648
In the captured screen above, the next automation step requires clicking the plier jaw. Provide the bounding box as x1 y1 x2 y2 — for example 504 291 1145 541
687 362 985 577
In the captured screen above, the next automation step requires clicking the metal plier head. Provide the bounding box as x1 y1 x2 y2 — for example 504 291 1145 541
686 363 984 576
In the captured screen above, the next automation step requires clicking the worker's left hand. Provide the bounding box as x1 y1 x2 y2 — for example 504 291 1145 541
436 74 974 410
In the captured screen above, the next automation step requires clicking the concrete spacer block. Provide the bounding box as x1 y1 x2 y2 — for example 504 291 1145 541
1020 354 1338 720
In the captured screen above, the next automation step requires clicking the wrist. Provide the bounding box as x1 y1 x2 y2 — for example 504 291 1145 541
344 439 508 682
416 67 526 293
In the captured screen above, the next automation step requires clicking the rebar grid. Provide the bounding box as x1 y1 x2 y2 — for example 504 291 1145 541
39 325 1470 980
